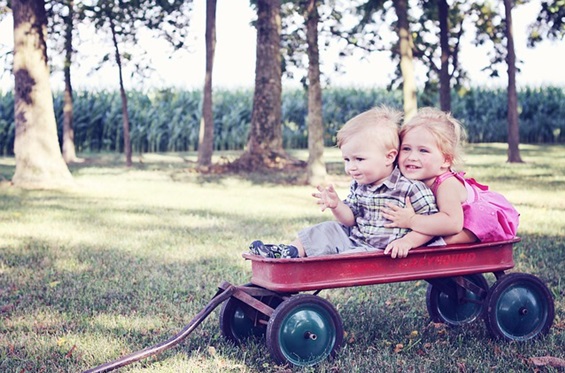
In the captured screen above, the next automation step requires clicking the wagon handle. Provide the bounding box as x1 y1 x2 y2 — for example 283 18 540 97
83 282 237 373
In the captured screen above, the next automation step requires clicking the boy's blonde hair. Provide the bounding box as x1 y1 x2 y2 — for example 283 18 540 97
337 106 402 151
400 107 467 168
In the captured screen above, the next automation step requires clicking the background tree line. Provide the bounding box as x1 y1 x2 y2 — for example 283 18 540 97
0 0 563 188
0 86 564 157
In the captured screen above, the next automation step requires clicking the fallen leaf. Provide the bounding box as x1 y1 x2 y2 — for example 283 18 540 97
208 346 216 356
529 356 565 368
394 343 404 353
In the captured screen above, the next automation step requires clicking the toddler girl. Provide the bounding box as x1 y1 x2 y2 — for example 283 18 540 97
383 107 519 245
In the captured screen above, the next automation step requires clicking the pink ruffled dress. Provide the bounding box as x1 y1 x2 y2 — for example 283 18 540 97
432 171 520 242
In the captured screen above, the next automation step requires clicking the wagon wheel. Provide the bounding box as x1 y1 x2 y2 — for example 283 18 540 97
484 273 554 341
266 294 343 367
426 274 489 326
219 285 283 344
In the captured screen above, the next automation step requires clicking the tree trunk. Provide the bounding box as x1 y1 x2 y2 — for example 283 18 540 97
197 0 217 168
11 0 74 189
62 0 79 163
110 17 132 167
438 0 451 112
233 0 290 171
504 0 523 163
393 0 417 120
305 0 326 185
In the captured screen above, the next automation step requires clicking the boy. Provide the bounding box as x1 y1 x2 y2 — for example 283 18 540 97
250 106 438 259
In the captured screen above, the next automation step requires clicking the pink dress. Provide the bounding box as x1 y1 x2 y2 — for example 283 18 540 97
432 171 520 242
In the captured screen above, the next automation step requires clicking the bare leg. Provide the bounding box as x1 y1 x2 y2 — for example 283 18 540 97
443 228 479 245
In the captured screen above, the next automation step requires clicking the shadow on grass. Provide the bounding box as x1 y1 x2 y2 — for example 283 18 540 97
0 237 272 371
2 233 563 372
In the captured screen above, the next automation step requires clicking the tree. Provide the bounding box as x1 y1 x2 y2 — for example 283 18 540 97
437 0 451 111
304 0 326 185
504 0 523 162
528 0 565 45
11 0 73 189
233 0 293 171
83 0 192 167
197 0 217 168
393 0 417 119
407 1 469 109
60 0 79 163
472 0 523 162
336 0 418 118
46 0 82 163
108 13 133 167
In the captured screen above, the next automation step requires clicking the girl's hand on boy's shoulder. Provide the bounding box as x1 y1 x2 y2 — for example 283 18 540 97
383 197 416 229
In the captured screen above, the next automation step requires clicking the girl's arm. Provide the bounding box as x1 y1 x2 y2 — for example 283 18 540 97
383 178 465 236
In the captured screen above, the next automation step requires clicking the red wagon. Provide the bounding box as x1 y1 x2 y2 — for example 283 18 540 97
85 237 555 372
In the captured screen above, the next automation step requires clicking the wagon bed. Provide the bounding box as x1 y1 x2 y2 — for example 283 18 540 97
85 237 555 372
243 238 519 292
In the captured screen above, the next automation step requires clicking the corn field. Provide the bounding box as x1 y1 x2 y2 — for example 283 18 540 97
0 86 563 156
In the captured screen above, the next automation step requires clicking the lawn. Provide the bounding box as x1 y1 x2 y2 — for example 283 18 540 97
0 144 563 372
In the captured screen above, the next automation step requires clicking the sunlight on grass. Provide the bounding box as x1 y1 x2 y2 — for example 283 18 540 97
92 314 166 335
1 144 563 372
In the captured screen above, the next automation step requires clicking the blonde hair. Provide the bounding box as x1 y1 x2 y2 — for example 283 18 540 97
337 106 402 151
400 107 466 168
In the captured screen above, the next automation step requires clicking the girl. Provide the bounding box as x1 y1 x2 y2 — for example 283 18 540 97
383 107 519 245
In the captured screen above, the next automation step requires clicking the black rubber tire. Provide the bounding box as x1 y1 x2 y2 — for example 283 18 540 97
266 294 343 367
426 274 489 326
484 272 554 341
219 286 283 344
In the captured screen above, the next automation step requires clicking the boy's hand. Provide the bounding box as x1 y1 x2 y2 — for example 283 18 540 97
312 184 340 212
384 237 414 259
383 197 416 228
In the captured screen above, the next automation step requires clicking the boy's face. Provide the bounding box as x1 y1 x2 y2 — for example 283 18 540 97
340 132 397 186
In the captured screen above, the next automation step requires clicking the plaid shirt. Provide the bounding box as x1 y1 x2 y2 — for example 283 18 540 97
344 167 438 249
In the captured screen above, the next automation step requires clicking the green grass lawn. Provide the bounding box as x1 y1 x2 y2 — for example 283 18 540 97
1 144 563 372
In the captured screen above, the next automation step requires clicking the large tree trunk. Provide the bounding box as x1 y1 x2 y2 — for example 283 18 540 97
438 0 451 112
233 0 293 171
110 17 132 167
11 0 73 189
197 0 217 168
504 0 523 163
62 0 80 163
305 0 326 185
393 0 417 120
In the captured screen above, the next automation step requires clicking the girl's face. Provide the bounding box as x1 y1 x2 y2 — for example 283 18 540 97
398 126 451 187
340 132 397 186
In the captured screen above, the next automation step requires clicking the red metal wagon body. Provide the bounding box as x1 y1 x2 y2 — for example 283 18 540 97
243 238 518 292
85 237 554 372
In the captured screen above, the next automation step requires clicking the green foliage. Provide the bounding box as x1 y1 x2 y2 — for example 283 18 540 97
0 90 14 156
1 87 564 156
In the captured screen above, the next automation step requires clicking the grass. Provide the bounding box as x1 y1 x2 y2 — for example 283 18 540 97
0 144 564 372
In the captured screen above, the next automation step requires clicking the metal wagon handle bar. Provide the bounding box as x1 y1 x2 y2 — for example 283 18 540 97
83 283 237 373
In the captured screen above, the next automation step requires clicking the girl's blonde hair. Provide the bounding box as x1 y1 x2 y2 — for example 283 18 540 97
337 106 403 151
400 107 467 168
